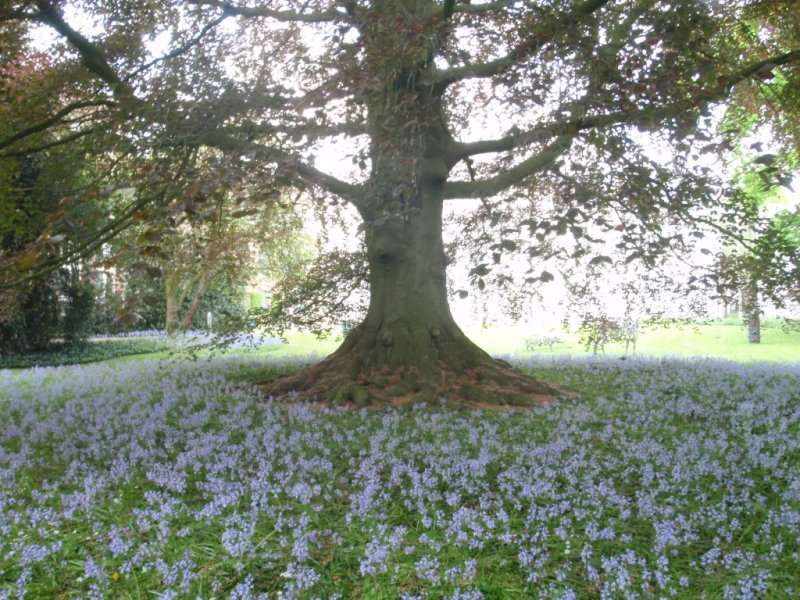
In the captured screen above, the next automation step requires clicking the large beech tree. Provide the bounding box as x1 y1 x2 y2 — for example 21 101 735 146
2 0 799 405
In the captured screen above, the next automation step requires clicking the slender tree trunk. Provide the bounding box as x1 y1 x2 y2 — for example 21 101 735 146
165 270 202 333
164 272 180 334
180 269 211 331
742 283 761 344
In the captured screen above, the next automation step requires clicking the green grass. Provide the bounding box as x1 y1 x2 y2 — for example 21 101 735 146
632 320 800 361
261 320 800 363
264 332 342 358
4 320 796 372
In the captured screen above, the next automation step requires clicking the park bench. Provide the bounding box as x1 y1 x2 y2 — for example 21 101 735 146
580 316 640 355
524 335 565 352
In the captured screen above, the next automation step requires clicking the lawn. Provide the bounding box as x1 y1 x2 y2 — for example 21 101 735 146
264 320 800 363
3 321 795 370
1 353 799 598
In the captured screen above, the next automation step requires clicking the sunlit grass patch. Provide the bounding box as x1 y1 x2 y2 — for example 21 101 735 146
268 321 800 364
1 355 799 598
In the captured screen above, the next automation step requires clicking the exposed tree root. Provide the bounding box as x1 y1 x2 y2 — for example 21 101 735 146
258 329 568 411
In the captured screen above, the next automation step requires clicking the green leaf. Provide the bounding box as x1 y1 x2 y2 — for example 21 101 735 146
499 239 517 251
588 255 613 266
231 209 259 218
469 264 490 277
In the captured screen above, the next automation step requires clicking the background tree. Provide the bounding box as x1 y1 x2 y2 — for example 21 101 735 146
711 0 800 342
103 150 306 333
715 154 799 343
1 0 798 405
0 41 106 352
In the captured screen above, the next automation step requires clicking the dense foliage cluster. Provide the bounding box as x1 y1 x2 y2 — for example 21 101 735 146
1 355 798 597
2 1 798 308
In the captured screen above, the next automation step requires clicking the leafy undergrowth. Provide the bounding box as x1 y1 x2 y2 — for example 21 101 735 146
0 331 282 369
0 355 799 598
0 338 173 369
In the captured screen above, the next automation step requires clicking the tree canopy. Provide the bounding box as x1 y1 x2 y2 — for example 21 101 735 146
1 0 798 405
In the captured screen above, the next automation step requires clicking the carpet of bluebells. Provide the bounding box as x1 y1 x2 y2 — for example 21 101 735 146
0 354 799 599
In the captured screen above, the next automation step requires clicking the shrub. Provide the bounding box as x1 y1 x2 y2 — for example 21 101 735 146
0 337 170 368
61 273 95 345
0 278 60 355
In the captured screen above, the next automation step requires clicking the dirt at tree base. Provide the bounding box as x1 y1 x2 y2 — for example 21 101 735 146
258 355 571 413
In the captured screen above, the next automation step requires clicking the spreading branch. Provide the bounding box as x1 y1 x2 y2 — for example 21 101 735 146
724 48 800 91
33 0 136 101
0 127 99 158
0 100 114 152
290 158 363 202
124 13 231 81
453 1 515 15
193 130 362 203
436 0 613 86
447 50 800 192
190 0 350 23
444 134 576 199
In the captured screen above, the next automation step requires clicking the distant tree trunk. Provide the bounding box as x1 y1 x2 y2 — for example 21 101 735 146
724 297 740 318
742 283 761 344
180 269 211 331
164 272 181 333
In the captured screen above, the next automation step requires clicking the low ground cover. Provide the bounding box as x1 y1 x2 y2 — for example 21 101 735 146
0 332 281 369
0 338 173 369
1 355 798 598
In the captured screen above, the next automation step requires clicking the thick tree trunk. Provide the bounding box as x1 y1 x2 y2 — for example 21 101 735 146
261 178 562 408
261 22 562 408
